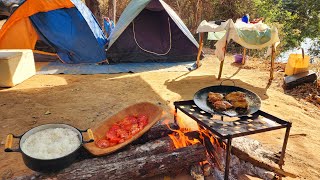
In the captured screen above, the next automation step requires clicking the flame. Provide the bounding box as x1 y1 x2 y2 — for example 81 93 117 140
164 112 227 170
163 114 200 149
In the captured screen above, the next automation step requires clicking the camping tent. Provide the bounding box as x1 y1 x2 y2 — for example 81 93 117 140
107 0 199 63
0 0 107 64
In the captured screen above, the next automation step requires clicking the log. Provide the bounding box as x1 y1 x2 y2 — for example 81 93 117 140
16 136 206 179
185 131 297 178
16 143 206 180
284 70 317 89
231 146 297 178
132 122 179 145
56 144 206 180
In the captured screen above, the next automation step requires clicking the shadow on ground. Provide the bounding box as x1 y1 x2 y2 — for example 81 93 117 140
164 75 269 100
0 74 169 179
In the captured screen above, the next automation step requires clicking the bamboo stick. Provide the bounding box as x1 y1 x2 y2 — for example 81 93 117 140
196 32 204 68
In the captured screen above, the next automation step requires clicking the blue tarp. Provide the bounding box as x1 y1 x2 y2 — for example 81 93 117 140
30 0 107 64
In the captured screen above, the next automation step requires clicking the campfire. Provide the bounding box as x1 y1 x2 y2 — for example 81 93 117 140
14 101 296 180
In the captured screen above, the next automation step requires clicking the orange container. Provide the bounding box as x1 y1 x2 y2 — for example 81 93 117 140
285 49 310 76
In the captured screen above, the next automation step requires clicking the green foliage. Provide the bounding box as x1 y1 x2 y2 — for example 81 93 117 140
250 0 319 54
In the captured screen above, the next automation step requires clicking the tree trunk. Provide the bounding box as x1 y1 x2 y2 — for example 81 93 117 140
85 0 103 26
108 0 114 22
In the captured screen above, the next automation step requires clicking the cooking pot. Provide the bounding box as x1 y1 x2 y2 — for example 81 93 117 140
4 123 94 173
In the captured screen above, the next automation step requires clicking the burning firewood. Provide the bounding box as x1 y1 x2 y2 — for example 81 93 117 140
14 136 207 180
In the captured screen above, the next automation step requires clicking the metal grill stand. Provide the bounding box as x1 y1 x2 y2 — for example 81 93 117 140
174 100 292 180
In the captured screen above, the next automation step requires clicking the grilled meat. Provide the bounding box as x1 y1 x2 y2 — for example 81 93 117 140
231 99 248 109
225 91 246 102
213 101 233 110
208 92 224 103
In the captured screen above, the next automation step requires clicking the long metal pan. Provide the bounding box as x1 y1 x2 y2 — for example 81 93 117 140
193 80 261 117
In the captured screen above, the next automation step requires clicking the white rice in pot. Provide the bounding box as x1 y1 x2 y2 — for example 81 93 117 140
21 128 81 160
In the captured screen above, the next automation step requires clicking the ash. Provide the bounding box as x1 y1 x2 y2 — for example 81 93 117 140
212 137 277 180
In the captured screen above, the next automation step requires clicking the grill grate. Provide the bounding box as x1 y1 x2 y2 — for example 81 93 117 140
174 100 289 138
174 100 292 180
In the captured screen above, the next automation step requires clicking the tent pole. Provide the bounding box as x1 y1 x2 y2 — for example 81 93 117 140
113 0 116 23
33 50 57 57
218 39 228 80
270 44 275 81
196 32 204 68
242 47 246 64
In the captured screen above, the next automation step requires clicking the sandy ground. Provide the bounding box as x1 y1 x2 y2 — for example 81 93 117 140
0 54 319 179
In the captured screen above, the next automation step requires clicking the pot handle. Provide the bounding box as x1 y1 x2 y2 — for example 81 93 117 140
4 134 21 152
79 129 94 144
220 79 235 86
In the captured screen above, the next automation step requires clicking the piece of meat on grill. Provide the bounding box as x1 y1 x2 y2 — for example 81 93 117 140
231 99 248 109
208 92 224 103
213 101 233 110
225 91 246 102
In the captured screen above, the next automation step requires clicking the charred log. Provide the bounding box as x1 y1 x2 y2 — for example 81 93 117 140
231 147 297 178
132 122 179 145
15 142 206 180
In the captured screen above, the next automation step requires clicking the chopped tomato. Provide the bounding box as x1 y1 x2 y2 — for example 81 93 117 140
105 130 117 140
95 139 110 148
116 129 129 139
121 120 132 131
109 142 117 146
96 114 149 149
130 123 140 135
137 114 148 122
126 115 138 124
119 138 125 143
109 137 122 144
109 124 120 131
138 115 148 129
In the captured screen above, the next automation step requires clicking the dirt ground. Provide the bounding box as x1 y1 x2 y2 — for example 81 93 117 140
0 53 319 179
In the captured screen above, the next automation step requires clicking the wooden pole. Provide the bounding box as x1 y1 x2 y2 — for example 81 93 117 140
270 44 275 81
218 39 228 80
242 47 246 65
196 32 204 68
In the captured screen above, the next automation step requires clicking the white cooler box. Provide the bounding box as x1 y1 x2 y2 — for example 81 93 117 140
0 50 35 87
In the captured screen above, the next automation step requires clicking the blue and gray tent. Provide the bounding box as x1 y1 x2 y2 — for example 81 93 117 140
0 0 107 64
106 0 199 63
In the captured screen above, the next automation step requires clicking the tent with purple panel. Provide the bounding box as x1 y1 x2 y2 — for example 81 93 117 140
106 0 200 63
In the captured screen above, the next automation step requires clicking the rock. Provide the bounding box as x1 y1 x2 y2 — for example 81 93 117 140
44 111 51 115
